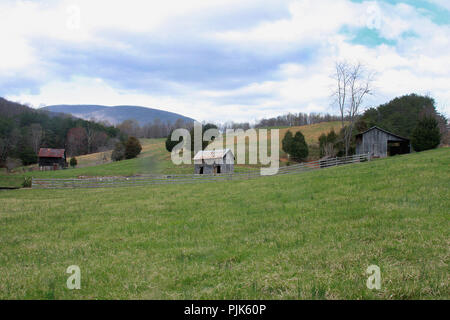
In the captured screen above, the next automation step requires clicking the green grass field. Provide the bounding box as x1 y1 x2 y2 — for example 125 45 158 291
0 148 448 299
0 122 342 188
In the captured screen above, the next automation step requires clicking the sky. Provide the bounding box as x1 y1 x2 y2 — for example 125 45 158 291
1 0 449 123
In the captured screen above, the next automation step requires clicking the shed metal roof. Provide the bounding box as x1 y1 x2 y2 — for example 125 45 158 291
38 148 65 158
193 148 232 160
356 126 409 141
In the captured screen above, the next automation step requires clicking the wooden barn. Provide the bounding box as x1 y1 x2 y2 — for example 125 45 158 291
193 149 234 174
38 148 67 170
355 126 410 158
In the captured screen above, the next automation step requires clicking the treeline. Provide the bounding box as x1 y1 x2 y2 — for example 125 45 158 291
115 118 193 139
358 94 448 140
211 112 341 132
254 112 342 128
217 112 342 131
0 97 123 169
114 112 342 138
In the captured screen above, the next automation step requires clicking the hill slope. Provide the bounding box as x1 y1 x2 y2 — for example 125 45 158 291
0 121 349 188
0 148 448 299
43 104 195 125
209 121 344 161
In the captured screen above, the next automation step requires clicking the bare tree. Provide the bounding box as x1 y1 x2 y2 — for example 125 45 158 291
117 119 141 138
67 127 88 156
90 131 108 152
5 157 22 173
333 61 373 155
30 123 43 154
1 128 21 163
323 142 337 157
85 121 96 154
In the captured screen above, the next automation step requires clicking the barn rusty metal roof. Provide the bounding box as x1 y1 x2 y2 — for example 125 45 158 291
193 148 232 160
38 148 65 158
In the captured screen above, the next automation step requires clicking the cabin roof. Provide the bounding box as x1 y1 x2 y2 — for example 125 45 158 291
356 126 409 141
193 148 232 160
38 148 65 158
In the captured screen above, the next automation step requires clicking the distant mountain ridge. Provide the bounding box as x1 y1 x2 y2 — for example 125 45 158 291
42 104 195 126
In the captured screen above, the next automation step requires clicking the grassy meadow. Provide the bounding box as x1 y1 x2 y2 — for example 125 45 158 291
0 122 341 187
209 121 344 162
0 147 448 299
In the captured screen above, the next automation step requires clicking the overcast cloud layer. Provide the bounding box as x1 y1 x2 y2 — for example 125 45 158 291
1 0 449 122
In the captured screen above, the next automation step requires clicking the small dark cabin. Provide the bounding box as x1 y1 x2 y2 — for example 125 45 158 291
38 148 67 170
355 126 410 158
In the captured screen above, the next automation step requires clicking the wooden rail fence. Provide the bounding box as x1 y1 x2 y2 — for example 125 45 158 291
32 153 370 189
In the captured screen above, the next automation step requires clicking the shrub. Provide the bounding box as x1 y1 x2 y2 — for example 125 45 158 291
411 117 441 152
69 157 78 168
111 142 126 161
124 137 142 159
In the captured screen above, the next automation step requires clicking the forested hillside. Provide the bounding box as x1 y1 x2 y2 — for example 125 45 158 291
0 98 123 169
44 104 195 126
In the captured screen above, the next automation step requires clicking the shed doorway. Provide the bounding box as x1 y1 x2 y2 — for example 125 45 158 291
387 140 410 156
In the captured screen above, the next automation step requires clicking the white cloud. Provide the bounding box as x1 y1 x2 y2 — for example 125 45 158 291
2 0 450 122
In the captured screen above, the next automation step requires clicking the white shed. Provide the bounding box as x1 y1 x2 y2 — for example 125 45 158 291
193 149 234 174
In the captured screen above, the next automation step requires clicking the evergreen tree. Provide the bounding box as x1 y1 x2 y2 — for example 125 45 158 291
282 130 294 156
69 157 78 168
283 130 308 161
290 131 309 161
19 147 37 166
124 136 142 159
411 117 441 151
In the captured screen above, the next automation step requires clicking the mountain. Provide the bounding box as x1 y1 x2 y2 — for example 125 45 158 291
42 104 195 126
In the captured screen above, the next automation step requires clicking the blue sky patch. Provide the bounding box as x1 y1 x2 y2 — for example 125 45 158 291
340 26 397 47
350 0 450 25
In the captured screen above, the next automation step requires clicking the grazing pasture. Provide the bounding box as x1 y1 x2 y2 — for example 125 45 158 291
0 122 342 188
209 121 344 161
0 148 448 299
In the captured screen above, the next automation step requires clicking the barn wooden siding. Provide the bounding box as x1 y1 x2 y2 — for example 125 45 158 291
355 127 410 158
38 148 67 170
